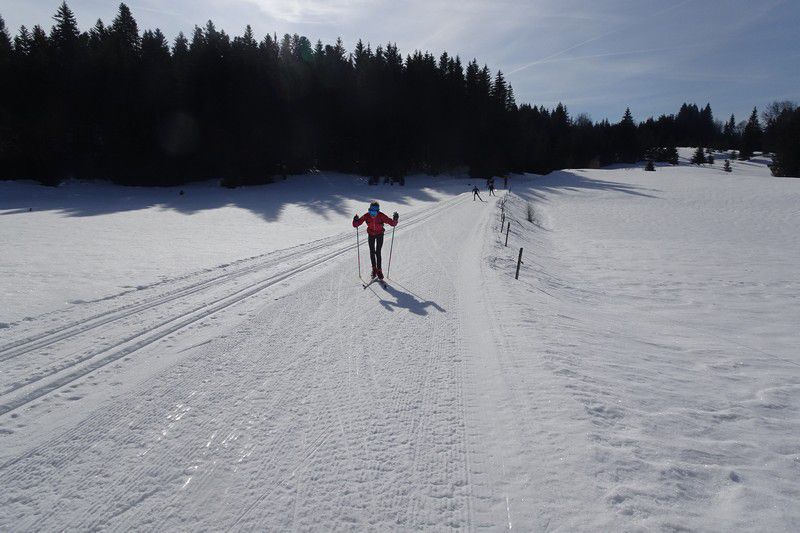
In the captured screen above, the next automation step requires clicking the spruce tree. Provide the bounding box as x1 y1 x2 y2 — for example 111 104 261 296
617 107 639 163
768 107 800 177
13 25 32 55
50 2 80 50
739 107 762 160
111 3 141 55
691 146 706 165
0 15 11 57
723 114 737 149
666 145 679 165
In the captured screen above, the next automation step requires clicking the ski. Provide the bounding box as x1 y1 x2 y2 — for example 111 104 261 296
363 278 388 289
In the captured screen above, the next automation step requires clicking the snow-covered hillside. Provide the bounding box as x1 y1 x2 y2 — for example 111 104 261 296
1 157 798 530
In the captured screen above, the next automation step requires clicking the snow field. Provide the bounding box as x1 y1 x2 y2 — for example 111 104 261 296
1 155 798 530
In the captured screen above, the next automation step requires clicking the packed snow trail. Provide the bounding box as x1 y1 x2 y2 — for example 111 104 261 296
1 190 564 530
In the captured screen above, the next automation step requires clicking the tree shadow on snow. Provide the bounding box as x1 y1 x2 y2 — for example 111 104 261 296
0 173 475 221
372 281 445 316
514 168 661 202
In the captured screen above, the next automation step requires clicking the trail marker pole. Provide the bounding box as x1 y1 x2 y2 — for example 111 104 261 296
505 224 510 247
515 248 523 279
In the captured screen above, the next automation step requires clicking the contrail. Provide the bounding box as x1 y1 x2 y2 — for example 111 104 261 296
508 0 694 75
528 43 703 66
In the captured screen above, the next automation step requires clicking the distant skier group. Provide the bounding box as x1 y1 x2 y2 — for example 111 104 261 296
473 177 498 201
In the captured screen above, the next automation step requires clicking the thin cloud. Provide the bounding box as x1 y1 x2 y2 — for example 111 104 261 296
232 0 375 24
508 0 694 74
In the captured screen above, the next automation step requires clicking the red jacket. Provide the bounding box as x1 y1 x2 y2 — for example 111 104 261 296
353 211 397 236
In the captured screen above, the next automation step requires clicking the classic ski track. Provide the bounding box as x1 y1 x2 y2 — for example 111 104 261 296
0 243 352 415
11 288 359 530
404 219 464 529
2 191 480 530
222 267 402 530
0 231 347 359
0 193 465 363
123 299 345 532
87 293 333 529
435 221 474 531
0 194 468 417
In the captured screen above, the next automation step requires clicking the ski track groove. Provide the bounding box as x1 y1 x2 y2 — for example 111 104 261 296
16 285 356 530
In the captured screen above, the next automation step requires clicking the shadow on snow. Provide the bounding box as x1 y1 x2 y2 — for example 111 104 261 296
371 280 445 316
0 173 482 221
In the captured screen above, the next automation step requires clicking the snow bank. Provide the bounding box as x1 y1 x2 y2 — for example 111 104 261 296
486 157 800 529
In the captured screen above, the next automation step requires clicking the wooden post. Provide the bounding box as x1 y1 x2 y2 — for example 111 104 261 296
500 212 505 230
505 224 510 247
515 248 523 279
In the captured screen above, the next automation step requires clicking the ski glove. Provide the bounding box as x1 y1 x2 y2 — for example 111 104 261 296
353 215 359 223
393 212 399 221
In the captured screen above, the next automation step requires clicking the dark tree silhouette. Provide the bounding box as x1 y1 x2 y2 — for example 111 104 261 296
0 3 797 184
739 107 762 160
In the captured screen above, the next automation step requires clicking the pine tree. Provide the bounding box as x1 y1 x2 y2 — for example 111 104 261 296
691 146 706 165
50 2 80 50
666 145 679 165
492 70 507 109
13 25 32 55
768 107 800 177
723 113 737 149
111 3 141 56
88 19 107 52
617 107 639 163
739 107 762 160
0 15 11 57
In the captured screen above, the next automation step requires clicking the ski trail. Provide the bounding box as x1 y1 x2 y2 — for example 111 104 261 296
0 191 477 530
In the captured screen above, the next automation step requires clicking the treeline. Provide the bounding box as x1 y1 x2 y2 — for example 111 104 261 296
0 3 798 186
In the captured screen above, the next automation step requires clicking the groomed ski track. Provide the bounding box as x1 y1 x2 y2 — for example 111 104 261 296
1 191 569 530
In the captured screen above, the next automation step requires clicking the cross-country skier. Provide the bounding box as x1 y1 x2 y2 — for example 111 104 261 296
472 185 483 201
353 201 399 280
488 178 496 196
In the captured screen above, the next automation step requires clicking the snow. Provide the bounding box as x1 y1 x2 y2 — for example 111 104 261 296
1 157 798 530
0 174 461 323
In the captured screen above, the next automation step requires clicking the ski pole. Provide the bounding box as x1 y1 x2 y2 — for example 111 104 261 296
387 224 396 278
356 226 362 279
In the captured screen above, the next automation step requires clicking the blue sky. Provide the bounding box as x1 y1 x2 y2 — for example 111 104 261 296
2 0 798 123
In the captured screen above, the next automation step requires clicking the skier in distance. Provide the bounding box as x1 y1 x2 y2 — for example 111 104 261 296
353 201 399 280
488 178 496 196
472 185 484 202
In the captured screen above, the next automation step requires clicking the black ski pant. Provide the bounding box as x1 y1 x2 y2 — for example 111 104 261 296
473 191 483 201
368 233 385 270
